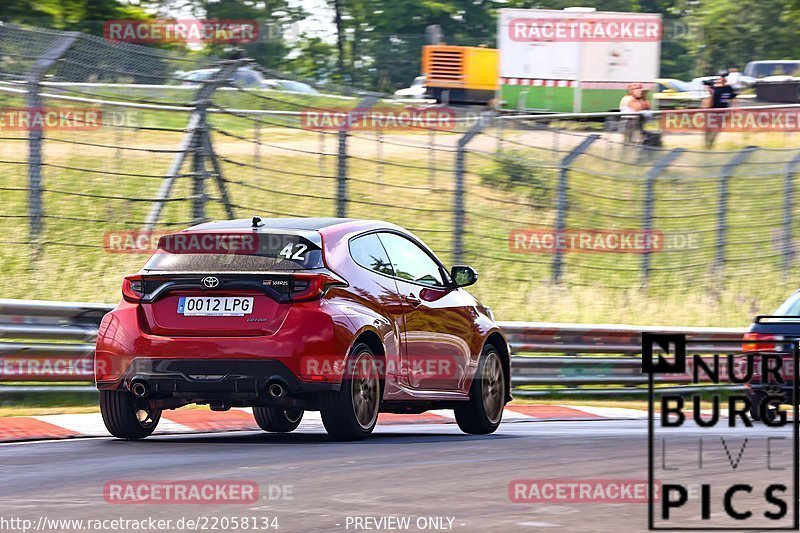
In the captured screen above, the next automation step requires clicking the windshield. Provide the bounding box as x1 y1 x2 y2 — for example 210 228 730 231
669 80 690 91
745 62 800 78
277 80 318 94
143 232 324 272
774 292 800 315
183 70 214 82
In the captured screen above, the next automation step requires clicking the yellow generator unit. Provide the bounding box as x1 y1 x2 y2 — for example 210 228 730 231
421 45 499 105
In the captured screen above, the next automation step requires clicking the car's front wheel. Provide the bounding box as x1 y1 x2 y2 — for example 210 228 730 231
99 390 162 440
320 343 380 441
455 344 506 435
253 407 303 433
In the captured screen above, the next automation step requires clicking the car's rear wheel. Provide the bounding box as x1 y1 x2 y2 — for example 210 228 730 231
455 344 506 435
99 390 162 440
321 343 380 441
253 407 303 433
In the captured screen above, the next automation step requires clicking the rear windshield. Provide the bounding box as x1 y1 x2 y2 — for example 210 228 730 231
143 232 323 272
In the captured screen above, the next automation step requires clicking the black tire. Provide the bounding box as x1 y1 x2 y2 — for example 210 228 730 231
748 391 765 421
455 344 506 435
253 407 303 433
320 343 380 441
99 390 161 440
749 391 779 423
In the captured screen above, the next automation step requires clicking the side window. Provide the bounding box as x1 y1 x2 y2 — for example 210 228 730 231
349 234 394 276
377 233 445 287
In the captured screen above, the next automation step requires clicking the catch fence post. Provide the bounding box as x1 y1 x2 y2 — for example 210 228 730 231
641 148 685 285
453 112 493 265
145 59 241 230
337 97 377 218
552 135 598 284
715 146 757 275
782 150 800 276
25 32 79 246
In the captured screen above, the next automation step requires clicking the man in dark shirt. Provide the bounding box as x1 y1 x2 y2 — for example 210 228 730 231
704 70 737 148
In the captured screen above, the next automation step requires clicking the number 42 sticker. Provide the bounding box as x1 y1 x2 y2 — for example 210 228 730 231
279 243 307 260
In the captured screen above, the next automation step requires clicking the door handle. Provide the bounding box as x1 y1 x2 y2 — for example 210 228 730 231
405 293 422 307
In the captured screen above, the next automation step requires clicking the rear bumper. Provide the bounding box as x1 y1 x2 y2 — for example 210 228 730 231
97 358 340 399
95 300 357 388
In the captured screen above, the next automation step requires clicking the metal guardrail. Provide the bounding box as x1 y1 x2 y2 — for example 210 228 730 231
0 299 748 396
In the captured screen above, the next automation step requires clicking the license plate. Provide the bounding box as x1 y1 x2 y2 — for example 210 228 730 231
178 296 254 316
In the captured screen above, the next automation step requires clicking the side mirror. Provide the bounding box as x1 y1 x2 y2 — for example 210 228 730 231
451 265 478 288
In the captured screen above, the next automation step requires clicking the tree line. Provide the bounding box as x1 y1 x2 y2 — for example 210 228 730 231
2 0 800 91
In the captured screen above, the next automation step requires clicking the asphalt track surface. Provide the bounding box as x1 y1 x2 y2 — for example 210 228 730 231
0 418 795 532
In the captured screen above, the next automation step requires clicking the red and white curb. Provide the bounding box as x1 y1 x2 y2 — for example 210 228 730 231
0 405 647 443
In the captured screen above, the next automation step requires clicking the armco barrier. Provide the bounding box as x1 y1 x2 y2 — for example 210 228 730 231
0 299 747 397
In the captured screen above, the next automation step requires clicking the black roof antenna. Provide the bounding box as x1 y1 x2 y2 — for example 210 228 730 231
252 216 263 228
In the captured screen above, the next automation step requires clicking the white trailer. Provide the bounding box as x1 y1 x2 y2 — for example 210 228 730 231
497 8 661 112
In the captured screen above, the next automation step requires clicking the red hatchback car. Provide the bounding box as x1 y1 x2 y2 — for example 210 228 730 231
95 217 510 440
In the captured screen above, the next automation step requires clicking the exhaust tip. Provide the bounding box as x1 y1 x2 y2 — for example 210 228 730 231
268 382 286 399
131 381 148 398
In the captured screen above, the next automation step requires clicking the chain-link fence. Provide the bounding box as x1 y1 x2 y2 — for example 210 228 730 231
2 24 800 326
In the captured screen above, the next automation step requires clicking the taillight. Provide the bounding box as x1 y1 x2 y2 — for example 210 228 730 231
121 274 144 302
742 332 782 352
290 272 347 302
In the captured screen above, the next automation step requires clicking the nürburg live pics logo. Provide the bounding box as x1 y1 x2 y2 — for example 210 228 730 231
643 332 799 530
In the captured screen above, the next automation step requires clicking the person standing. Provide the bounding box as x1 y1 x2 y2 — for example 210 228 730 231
619 82 651 144
703 70 737 148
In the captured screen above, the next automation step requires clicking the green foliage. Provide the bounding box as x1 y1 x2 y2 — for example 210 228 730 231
6 0 800 104
480 150 551 207
0 0 152 33
204 0 307 71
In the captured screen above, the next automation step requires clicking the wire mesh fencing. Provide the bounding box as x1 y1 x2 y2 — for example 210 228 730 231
2 24 800 326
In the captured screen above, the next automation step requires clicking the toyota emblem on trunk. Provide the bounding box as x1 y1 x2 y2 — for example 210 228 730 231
202 276 220 288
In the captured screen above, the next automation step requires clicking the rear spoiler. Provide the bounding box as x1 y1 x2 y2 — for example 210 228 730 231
755 315 800 324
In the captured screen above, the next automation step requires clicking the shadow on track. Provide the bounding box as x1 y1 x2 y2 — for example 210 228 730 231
101 430 519 446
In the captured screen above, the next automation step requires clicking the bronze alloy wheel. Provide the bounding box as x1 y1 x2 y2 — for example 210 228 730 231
481 350 505 425
351 350 380 429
